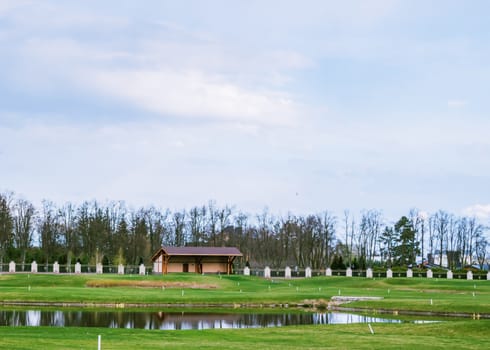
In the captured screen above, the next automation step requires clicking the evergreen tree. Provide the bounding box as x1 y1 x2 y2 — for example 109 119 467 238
393 216 420 266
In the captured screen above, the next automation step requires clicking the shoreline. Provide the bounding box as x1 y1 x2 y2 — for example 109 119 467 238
1 298 489 319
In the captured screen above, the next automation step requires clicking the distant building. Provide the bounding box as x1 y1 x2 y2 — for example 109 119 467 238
429 253 449 268
428 251 474 269
151 246 243 275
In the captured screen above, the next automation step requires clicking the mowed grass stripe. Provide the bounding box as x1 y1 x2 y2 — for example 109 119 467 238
0 273 488 314
0 321 489 350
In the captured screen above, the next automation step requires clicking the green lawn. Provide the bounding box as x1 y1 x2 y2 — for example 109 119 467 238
0 321 489 349
0 273 489 315
1 273 489 349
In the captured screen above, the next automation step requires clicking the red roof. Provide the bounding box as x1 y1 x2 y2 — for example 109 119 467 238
151 246 242 261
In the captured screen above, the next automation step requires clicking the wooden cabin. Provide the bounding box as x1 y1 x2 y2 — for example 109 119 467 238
151 246 243 275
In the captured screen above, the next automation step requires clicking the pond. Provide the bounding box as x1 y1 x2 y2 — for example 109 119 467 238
0 310 435 330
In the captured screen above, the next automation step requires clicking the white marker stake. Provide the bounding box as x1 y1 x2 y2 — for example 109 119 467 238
368 323 374 334
430 299 433 305
98 335 101 350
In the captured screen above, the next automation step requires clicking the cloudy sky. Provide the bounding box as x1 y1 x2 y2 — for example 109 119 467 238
1 0 489 221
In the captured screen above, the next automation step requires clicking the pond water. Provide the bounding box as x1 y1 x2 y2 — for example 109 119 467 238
0 310 431 330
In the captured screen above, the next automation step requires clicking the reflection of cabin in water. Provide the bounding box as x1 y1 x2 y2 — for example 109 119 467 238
155 311 241 327
151 246 242 274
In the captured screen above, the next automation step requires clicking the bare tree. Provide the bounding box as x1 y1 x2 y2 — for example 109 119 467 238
432 211 450 267
38 200 59 268
320 211 336 267
207 201 219 246
278 214 296 267
13 198 35 270
466 217 483 266
355 210 382 268
218 205 233 246
145 206 170 255
366 210 382 265
342 210 354 268
58 202 78 263
172 210 187 247
129 211 150 265
408 208 426 262
188 205 206 246
475 235 488 270
0 192 14 268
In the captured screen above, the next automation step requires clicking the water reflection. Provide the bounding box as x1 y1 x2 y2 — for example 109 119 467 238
0 310 402 330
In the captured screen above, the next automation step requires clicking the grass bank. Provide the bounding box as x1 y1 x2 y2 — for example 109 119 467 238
0 273 489 315
0 321 489 349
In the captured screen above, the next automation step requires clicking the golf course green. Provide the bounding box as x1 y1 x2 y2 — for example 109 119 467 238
0 273 489 349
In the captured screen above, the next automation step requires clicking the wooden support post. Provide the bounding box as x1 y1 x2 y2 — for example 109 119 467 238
195 257 203 273
162 255 169 275
227 256 236 275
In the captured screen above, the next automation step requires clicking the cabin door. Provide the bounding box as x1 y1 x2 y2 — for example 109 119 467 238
183 263 189 273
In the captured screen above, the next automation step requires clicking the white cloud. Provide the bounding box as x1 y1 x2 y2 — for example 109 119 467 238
90 68 298 126
6 11 307 127
9 35 305 126
463 204 490 220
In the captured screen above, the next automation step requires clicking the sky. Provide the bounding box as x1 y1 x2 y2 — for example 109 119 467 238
1 0 489 222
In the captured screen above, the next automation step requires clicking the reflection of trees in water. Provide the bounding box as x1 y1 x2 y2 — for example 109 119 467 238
0 310 402 329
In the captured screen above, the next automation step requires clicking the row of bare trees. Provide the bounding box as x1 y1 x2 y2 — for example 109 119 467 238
343 209 488 270
0 191 488 270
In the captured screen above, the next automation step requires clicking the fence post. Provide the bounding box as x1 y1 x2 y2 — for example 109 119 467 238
31 261 38 273
305 267 312 278
264 266 271 279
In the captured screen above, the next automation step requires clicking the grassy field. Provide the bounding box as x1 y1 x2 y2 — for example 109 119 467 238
0 273 489 315
0 321 489 349
1 273 490 349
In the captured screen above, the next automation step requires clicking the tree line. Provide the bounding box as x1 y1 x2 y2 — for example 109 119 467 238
0 191 488 270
